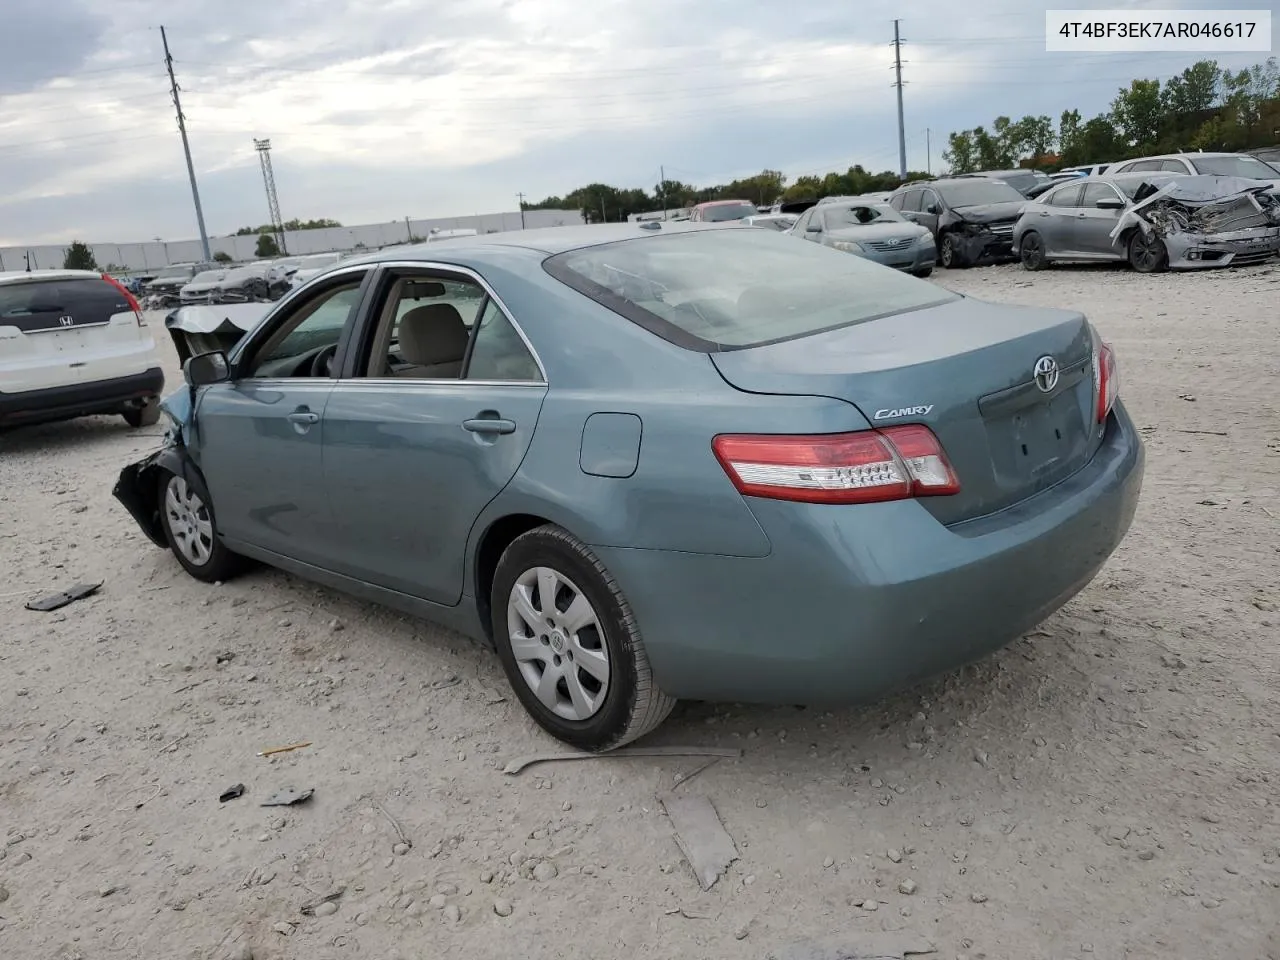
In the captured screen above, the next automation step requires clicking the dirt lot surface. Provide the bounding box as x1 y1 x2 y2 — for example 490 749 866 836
2 263 1278 960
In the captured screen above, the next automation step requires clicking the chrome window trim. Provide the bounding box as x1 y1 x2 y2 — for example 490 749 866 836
333 378 547 389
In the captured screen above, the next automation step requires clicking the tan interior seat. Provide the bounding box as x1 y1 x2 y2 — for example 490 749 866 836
396 303 469 378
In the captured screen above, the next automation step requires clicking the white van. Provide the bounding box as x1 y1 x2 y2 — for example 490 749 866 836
0 270 165 430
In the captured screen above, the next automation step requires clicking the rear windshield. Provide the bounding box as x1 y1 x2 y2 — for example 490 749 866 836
1191 154 1280 179
153 265 194 280
699 202 756 222
935 181 1026 207
0 277 130 332
543 228 957 351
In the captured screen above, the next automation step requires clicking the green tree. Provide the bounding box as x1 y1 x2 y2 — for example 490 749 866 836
63 241 98 271
255 233 280 257
1163 60 1221 115
1110 78 1163 152
213 251 233 263
1057 109 1083 163
1011 115 1055 163
943 130 976 173
236 218 340 236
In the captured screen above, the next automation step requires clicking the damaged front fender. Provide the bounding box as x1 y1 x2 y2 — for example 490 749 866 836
111 390 197 548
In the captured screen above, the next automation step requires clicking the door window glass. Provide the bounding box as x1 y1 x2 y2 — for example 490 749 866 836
466 300 541 381
245 279 364 378
1045 184 1083 207
1081 183 1121 206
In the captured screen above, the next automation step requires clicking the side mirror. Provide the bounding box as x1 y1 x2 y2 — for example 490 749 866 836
806 223 822 232
1095 197 1126 210
184 351 230 387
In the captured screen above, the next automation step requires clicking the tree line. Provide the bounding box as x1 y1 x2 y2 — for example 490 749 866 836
233 218 342 236
944 57 1278 173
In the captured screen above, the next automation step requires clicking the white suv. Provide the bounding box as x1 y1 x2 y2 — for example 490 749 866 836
0 270 165 430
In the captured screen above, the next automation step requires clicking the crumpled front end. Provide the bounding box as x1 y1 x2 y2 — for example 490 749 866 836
111 390 194 548
953 219 1018 263
1112 176 1280 269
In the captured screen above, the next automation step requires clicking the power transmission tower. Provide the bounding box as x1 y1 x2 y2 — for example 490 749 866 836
891 20 908 182
160 26 212 262
253 139 287 254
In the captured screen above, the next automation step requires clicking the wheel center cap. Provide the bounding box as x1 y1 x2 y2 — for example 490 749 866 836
549 630 566 654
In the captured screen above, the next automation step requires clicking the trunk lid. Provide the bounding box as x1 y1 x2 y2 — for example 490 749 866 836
710 296 1101 524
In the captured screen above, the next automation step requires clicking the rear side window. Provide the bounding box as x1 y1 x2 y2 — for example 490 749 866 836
0 278 131 333
544 228 958 352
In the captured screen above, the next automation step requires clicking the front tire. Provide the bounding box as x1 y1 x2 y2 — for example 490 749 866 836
158 469 245 583
123 398 161 428
491 525 676 751
1128 231 1169 273
938 233 967 269
911 266 934 278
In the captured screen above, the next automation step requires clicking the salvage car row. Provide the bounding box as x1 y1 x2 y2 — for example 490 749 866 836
134 251 347 308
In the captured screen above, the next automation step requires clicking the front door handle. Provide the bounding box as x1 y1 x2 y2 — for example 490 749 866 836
1038 211 1050 217
463 417 516 435
288 410 320 425
1076 213 1087 219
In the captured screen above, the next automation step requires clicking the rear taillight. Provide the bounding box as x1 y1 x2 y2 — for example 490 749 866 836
712 425 960 505
1093 341 1118 423
103 273 144 325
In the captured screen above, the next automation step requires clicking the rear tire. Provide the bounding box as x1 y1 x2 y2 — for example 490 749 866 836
491 524 676 751
123 398 161 428
1019 231 1047 271
157 469 245 583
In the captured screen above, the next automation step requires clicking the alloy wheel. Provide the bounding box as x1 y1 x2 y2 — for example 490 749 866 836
507 566 611 721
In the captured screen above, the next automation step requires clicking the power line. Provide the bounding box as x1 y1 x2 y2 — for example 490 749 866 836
161 25 211 262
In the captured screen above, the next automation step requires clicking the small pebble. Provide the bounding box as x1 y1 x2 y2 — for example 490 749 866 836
970 892 988 904
861 899 878 911
822 856 835 869
0 885 9 903
225 945 254 960
480 870 494 884
734 924 750 940
443 904 461 924
1138 849 1156 861
532 861 558 882
257 834 271 843
393 842 410 856
313 901 338 917
1201 897 1220 909
493 898 513 917
98 883 118 898
887 849 903 863
899 879 917 895
436 882 458 896
272 922 294 936
429 894 447 909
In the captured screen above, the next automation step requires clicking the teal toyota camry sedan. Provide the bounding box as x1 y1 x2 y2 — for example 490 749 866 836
114 222 1144 751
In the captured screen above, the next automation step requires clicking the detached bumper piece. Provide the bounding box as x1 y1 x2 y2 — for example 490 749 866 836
112 447 176 548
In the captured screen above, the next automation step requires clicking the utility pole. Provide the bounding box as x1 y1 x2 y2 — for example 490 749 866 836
160 26 212 263
517 192 526 229
405 216 414 242
926 127 932 175
659 165 666 219
892 19 907 182
253 138 287 254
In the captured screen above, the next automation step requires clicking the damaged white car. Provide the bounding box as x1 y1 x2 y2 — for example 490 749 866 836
1014 173 1280 273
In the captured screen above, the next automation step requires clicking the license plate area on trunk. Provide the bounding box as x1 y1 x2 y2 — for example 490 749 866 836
987 388 1090 494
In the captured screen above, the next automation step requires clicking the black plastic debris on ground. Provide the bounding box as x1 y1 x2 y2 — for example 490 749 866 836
25 582 103 612
219 783 246 803
261 788 314 807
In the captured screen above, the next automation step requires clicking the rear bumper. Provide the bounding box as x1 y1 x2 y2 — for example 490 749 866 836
594 401 1144 705
0 367 165 428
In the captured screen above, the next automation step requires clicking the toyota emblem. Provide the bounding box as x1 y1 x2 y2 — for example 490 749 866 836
1033 355 1059 393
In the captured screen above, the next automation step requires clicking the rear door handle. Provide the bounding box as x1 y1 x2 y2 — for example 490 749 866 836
463 417 516 435
287 410 320 425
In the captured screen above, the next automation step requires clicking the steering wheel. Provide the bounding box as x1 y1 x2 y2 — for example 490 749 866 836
309 344 338 377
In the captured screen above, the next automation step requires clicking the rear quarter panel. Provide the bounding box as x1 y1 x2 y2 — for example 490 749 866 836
459 254 873 577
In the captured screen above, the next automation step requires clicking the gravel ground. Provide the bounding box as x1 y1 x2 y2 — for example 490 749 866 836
1 262 1278 960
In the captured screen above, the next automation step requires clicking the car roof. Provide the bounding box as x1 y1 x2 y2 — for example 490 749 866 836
0 269 103 285
338 221 738 265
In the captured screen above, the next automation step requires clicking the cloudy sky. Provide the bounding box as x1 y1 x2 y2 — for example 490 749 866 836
0 0 1271 245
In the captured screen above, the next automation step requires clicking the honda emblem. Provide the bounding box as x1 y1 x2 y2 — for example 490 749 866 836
58 316 74 327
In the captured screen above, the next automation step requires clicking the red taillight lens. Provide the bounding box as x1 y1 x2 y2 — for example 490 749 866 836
103 273 144 325
712 425 959 505
1095 341 1118 423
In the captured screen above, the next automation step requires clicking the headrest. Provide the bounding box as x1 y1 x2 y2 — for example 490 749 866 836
398 303 469 365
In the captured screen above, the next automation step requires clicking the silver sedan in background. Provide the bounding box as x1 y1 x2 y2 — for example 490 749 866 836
1014 172 1280 272
791 201 936 276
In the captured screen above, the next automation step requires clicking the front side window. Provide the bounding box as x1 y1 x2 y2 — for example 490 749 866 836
1045 184 1083 207
546 228 957 351
245 280 364 377
1081 183 1121 206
